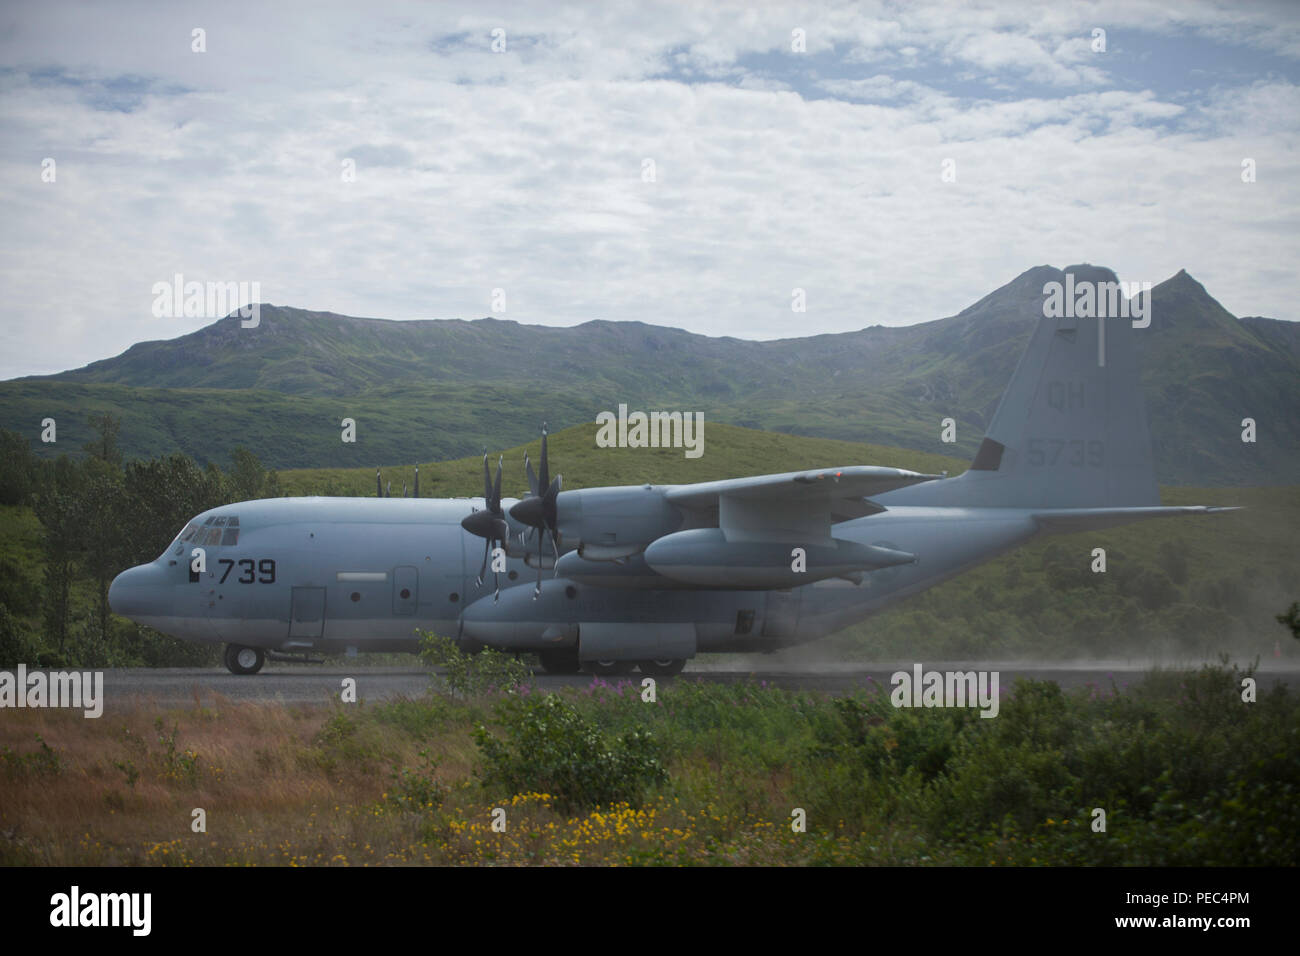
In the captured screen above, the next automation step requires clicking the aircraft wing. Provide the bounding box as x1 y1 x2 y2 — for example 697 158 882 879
629 466 941 586
665 466 944 524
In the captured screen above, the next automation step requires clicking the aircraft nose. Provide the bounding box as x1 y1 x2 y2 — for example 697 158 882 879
109 563 168 620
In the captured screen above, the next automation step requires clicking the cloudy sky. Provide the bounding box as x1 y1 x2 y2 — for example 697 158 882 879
1 0 1297 379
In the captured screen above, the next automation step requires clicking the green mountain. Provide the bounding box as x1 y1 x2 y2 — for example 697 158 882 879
3 265 1296 484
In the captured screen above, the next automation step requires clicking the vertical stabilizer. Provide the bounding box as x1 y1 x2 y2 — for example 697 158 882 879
888 266 1159 509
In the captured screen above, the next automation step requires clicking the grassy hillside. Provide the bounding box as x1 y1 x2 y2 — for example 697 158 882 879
6 267 1297 485
277 420 969 497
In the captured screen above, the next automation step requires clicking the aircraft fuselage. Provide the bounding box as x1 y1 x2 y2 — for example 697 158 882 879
108 491 1039 659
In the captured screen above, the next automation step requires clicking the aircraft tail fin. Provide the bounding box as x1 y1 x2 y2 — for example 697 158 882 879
889 267 1161 509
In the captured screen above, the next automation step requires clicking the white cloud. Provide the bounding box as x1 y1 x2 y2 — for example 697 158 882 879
0 0 1297 379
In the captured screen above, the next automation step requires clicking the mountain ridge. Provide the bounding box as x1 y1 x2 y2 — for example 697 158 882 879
4 265 1296 485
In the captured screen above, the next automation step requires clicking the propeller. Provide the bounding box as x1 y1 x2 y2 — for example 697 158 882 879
378 467 420 498
460 453 509 600
509 423 562 598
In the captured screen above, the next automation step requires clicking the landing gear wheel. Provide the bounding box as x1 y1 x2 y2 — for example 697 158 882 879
224 644 265 675
638 659 686 677
537 648 581 675
583 659 635 677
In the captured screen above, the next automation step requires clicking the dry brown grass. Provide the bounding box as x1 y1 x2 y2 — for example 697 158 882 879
0 695 473 865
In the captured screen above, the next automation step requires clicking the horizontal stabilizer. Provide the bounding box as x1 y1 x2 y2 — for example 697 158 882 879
1032 505 1239 534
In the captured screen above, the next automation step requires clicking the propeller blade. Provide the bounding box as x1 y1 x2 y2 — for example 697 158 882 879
376 469 382 498
524 453 538 498
414 465 419 498
515 423 564 599
543 476 561 528
476 538 489 587
402 483 408 498
492 456 503 511
537 423 549 495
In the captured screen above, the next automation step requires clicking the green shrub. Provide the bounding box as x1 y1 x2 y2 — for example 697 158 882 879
305 709 392 774
372 694 458 738
474 693 667 813
0 734 62 779
386 749 448 812
418 631 530 699
153 719 201 786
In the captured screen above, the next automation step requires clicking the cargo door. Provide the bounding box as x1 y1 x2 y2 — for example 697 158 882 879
289 586 326 640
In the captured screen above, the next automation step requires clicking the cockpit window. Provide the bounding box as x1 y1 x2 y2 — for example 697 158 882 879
172 517 239 550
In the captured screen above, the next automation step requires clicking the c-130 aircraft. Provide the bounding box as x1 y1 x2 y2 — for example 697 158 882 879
109 301 1229 675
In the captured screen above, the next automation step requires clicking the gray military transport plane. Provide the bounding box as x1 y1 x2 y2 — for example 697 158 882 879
109 301 1231 675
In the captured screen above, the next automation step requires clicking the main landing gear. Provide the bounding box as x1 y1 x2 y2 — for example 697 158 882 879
636 658 687 677
223 644 265 675
532 653 687 677
584 659 637 677
537 648 582 674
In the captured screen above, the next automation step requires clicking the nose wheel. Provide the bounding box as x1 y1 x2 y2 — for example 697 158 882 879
223 644 265 675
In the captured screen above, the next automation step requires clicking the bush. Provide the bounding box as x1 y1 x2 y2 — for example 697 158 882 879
305 709 394 774
0 734 62 779
386 749 448 812
474 693 668 813
418 631 530 699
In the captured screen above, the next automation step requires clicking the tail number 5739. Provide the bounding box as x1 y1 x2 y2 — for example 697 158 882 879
1026 438 1104 467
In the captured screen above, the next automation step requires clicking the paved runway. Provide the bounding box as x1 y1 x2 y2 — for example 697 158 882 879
73 658 1300 707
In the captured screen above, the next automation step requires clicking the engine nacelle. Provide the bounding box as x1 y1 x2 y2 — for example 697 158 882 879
556 485 683 558
644 528 914 589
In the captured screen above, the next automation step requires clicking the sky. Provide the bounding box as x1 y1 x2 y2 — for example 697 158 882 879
0 0 1297 379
